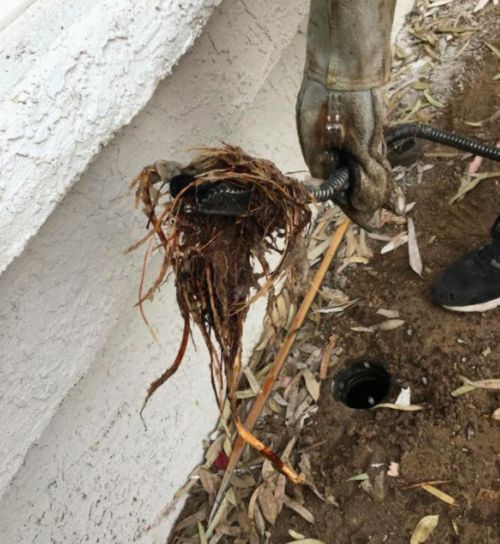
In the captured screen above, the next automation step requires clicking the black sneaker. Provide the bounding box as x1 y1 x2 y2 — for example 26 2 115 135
431 216 500 312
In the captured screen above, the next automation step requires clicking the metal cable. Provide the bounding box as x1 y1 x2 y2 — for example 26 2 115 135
307 166 350 201
309 123 500 202
385 123 500 161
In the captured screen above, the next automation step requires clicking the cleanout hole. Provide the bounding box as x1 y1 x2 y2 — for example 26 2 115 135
332 361 391 409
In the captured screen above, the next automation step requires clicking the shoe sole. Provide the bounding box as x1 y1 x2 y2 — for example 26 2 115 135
443 296 500 313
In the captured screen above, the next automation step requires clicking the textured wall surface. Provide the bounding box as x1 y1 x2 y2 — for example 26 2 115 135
0 1 310 542
0 0 414 542
0 0 221 502
0 0 37 30
0 0 223 276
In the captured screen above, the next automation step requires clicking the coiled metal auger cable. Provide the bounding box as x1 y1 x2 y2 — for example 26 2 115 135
308 123 500 202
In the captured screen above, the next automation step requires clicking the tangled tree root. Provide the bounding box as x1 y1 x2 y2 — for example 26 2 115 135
131 145 312 481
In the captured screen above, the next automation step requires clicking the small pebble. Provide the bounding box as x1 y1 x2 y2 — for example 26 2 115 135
466 424 475 440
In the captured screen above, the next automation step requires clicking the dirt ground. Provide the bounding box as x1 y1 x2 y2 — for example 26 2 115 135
168 4 499 543
271 33 500 544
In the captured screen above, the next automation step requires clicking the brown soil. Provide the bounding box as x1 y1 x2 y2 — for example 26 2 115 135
272 39 500 544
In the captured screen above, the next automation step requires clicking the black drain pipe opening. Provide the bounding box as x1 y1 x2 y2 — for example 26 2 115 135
332 361 391 409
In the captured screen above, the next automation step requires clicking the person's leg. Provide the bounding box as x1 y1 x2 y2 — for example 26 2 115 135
432 216 500 312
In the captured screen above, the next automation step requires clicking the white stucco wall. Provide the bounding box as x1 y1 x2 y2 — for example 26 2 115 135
0 1 37 31
0 0 226 277
0 1 311 542
0 0 415 542
0 0 222 505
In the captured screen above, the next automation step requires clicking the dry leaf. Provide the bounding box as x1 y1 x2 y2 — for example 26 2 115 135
485 42 500 59
274 474 287 520
317 289 359 314
288 530 306 540
450 384 476 397
347 473 370 482
451 375 500 398
403 98 424 122
316 299 359 314
351 326 376 333
225 487 238 508
285 540 326 544
273 392 289 407
474 0 492 12
381 232 409 254
302 369 320 402
205 494 231 539
406 202 416 213
358 229 373 259
299 453 324 501
465 112 500 129
423 43 440 61
198 523 208 544
413 81 430 90
236 388 257 400
377 319 406 331
292 397 315 427
281 436 298 461
410 515 439 544
424 151 459 158
243 367 262 396
285 382 300 425
248 486 261 523
368 233 393 242
199 468 220 496
271 290 291 329
174 468 201 501
345 226 358 258
308 237 332 263
424 89 444 108
205 435 225 467
173 509 207 533
373 403 424 411
450 172 500 204
377 308 400 319
283 496 315 523
230 474 255 489
258 484 280 525
421 484 457 506
460 376 500 390
407 218 423 277
223 436 232 458
429 0 455 6
262 457 276 481
254 503 266 538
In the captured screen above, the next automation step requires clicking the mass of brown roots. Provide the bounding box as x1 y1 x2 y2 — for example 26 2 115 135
131 145 312 481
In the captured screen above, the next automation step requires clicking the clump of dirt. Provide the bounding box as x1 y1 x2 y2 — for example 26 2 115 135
131 145 311 470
